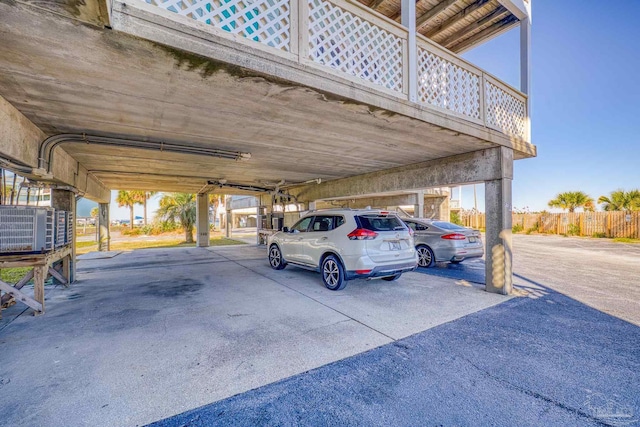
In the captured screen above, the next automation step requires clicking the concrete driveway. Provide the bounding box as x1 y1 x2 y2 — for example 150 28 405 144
0 245 506 427
149 236 640 427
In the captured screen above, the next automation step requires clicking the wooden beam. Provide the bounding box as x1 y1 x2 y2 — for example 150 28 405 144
439 6 510 48
0 279 43 312
369 0 387 10
425 0 491 39
48 267 69 287
416 0 459 28
0 269 34 306
448 15 518 53
33 266 46 314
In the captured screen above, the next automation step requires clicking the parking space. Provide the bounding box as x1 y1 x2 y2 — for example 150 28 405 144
0 244 507 427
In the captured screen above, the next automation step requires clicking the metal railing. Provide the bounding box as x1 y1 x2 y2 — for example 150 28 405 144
139 0 528 141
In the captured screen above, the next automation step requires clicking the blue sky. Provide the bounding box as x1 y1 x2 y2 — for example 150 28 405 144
90 0 640 219
462 0 640 212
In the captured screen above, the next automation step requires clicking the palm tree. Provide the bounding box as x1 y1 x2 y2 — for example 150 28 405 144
156 193 196 243
598 189 640 211
548 191 594 213
116 190 136 227
208 193 225 229
131 191 158 225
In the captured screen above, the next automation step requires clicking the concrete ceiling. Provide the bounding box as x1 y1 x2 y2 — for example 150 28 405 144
0 2 500 193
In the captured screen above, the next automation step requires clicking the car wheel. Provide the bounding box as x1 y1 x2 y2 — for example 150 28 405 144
268 245 286 270
321 255 346 291
382 274 402 281
416 245 435 268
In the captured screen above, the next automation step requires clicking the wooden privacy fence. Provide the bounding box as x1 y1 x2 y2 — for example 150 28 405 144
461 212 640 238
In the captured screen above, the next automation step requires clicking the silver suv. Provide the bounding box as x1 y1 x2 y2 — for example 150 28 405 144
267 209 418 290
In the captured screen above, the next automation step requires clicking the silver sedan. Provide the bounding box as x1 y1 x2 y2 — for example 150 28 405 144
402 219 484 268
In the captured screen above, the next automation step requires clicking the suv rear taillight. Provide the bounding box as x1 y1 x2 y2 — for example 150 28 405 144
441 233 466 240
407 227 414 237
348 228 378 240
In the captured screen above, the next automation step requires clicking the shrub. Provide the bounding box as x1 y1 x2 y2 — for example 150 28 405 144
592 232 606 238
122 227 142 236
567 224 581 236
512 223 524 233
450 211 463 226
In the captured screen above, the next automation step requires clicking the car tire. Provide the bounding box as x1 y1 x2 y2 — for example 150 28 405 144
321 255 347 291
416 245 435 268
382 274 402 281
268 245 287 270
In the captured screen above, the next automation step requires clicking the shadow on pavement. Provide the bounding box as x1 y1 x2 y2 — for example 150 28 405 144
148 275 640 427
416 259 486 285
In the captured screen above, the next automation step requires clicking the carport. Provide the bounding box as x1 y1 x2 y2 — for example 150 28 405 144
0 0 535 421
0 0 534 305
0 244 507 426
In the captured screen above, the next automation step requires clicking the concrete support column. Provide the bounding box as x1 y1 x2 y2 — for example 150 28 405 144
51 190 76 282
98 203 110 251
485 178 513 295
414 190 424 218
196 193 209 247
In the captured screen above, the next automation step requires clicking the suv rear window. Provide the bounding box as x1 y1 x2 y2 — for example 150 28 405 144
356 215 406 231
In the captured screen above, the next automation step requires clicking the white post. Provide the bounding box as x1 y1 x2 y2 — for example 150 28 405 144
414 190 424 218
98 203 110 251
520 17 531 141
196 193 209 247
401 0 417 103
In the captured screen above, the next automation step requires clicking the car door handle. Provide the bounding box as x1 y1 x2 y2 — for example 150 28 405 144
320 237 328 241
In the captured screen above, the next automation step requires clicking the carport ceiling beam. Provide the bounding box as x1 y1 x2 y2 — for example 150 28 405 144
289 147 513 202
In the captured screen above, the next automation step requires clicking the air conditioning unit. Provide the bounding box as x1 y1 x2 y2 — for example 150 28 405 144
54 210 66 248
0 206 55 254
66 211 74 244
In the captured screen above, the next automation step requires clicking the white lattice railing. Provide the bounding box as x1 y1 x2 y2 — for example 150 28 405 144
143 0 291 51
484 76 527 139
135 0 528 141
307 0 404 93
417 45 481 120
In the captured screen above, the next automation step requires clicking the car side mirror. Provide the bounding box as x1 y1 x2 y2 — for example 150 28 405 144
282 226 289 233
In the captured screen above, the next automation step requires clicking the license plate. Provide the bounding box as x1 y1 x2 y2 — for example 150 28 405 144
389 241 401 250
468 237 477 243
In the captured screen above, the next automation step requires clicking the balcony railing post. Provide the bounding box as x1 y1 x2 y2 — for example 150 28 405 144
520 18 531 142
290 0 300 58
298 0 310 61
401 0 417 103
480 73 487 124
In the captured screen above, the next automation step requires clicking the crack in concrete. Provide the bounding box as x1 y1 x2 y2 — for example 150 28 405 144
460 355 616 427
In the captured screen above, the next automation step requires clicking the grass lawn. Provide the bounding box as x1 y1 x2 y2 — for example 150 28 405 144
1 237 245 284
76 236 245 255
613 237 640 244
0 267 32 284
